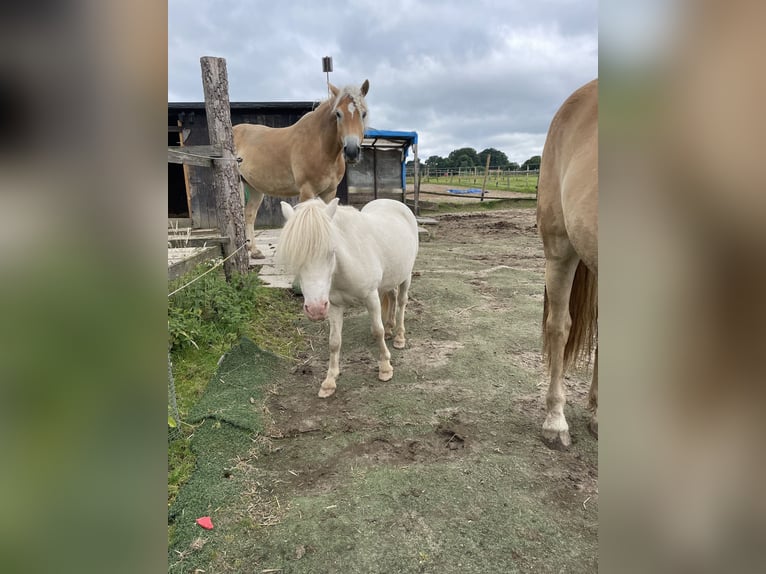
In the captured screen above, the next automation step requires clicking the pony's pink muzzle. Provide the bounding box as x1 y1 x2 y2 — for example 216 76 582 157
304 301 329 321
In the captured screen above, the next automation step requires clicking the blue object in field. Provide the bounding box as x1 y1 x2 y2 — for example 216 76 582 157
448 188 482 195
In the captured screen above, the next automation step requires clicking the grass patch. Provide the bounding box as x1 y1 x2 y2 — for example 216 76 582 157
408 173 538 193
168 264 305 509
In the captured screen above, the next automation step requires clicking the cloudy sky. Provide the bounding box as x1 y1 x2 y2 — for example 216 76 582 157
168 0 597 164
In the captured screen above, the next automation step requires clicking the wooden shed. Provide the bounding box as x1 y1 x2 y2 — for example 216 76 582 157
342 129 419 207
169 103 418 228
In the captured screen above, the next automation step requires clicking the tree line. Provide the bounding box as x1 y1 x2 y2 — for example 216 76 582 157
407 147 541 172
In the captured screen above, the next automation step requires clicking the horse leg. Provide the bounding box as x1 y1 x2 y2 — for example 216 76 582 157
244 188 265 259
318 304 344 398
365 292 393 381
378 289 396 339
588 346 598 438
392 278 411 350
542 252 580 450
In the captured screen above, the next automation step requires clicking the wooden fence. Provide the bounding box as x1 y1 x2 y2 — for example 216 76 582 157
167 56 248 279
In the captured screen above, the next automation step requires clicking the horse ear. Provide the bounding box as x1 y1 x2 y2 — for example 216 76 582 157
328 83 339 98
281 201 295 221
325 197 340 219
360 79 369 96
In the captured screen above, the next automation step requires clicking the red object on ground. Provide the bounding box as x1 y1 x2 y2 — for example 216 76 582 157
195 516 214 530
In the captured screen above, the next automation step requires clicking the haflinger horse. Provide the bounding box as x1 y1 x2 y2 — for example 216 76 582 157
233 80 370 258
276 198 419 398
537 79 598 450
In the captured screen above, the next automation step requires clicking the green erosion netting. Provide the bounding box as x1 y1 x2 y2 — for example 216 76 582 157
168 338 290 571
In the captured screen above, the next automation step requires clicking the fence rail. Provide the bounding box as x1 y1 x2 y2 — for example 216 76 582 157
405 166 539 193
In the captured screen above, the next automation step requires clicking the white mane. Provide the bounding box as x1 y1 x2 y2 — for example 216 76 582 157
275 200 333 272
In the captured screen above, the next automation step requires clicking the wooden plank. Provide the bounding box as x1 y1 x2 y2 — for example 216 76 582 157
168 148 211 167
167 246 220 280
167 144 223 167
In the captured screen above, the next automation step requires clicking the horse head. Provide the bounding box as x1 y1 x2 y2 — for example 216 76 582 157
279 198 340 321
329 80 369 165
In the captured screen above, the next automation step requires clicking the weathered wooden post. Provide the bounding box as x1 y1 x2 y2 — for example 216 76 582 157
412 143 420 215
480 153 491 202
200 56 249 279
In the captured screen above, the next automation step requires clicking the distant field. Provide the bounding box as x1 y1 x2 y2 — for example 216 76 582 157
407 171 538 193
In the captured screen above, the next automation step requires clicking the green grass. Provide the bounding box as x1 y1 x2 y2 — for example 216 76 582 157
167 265 305 509
407 173 538 193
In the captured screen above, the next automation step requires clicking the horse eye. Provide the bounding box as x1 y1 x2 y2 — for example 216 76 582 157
362 111 367 119
335 111 342 119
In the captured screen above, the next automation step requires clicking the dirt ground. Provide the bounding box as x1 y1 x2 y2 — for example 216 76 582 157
180 207 598 573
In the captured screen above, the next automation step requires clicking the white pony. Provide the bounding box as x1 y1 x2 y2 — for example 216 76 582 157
277 198 419 398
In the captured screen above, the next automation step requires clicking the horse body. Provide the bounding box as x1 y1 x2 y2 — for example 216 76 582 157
233 80 369 258
537 79 598 449
277 198 419 398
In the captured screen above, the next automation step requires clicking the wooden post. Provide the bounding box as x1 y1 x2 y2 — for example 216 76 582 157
200 56 248 279
413 143 420 215
480 154 491 202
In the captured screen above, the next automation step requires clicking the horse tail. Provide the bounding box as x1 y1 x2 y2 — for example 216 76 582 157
542 261 598 371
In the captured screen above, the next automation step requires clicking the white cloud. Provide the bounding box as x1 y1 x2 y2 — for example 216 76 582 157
168 0 597 163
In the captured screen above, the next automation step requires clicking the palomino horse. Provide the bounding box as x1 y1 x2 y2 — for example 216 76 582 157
537 79 598 450
233 80 370 258
276 198 419 398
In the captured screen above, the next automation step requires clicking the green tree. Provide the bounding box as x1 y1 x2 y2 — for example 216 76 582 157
424 155 447 169
478 148 510 168
447 147 479 168
520 155 541 171
507 161 520 171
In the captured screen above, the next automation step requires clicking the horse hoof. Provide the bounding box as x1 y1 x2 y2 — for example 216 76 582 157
318 384 336 398
393 337 406 349
542 429 572 451
588 418 598 439
378 369 393 382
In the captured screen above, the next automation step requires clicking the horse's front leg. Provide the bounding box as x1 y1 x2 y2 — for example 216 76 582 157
244 186 265 259
365 292 393 381
318 304 344 398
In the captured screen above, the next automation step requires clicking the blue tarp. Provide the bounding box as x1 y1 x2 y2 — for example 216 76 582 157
364 129 418 145
448 188 482 195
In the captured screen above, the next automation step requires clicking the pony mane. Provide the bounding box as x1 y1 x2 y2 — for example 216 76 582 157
276 200 333 272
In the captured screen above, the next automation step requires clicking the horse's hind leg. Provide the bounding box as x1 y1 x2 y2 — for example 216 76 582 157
588 346 598 438
378 289 397 339
392 278 411 350
244 187 265 259
542 251 580 450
